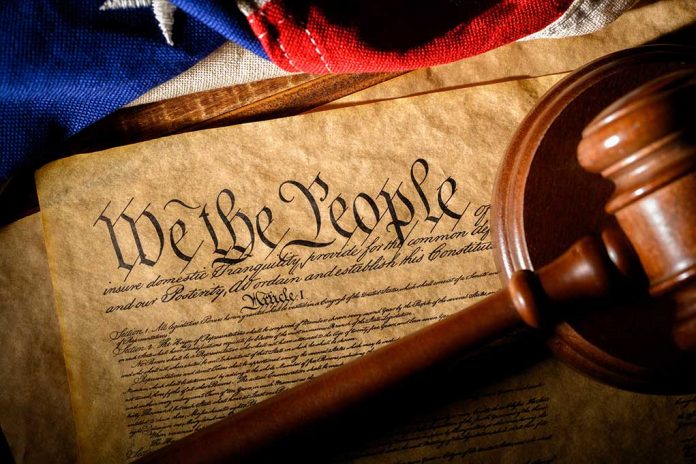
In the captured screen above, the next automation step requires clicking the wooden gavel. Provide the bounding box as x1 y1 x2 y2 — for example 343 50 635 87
138 69 696 464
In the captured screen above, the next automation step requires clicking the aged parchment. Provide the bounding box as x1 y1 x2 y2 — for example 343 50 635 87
348 358 695 464
0 213 78 463
32 73 694 464
37 75 562 462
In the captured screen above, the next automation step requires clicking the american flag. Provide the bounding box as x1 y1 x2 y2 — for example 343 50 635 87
0 0 636 181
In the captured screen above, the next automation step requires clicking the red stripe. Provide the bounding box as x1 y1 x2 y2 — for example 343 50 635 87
248 0 574 73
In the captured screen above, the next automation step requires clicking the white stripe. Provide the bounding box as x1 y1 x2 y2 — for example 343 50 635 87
524 0 639 40
100 0 151 9
126 42 290 106
236 0 273 16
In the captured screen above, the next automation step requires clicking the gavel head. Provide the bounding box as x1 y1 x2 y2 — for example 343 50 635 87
577 69 696 352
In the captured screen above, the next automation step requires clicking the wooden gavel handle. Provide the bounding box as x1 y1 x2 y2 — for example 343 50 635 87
138 229 640 464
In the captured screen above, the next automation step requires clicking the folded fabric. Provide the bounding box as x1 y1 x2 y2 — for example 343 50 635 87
0 0 256 182
128 42 288 106
240 0 637 73
0 0 636 183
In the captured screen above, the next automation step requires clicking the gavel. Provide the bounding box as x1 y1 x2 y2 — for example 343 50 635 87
138 67 696 463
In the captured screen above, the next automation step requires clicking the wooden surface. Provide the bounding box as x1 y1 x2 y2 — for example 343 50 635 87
578 69 696 353
492 44 696 391
0 71 402 227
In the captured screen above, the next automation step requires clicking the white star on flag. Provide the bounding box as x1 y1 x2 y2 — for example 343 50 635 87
100 0 177 46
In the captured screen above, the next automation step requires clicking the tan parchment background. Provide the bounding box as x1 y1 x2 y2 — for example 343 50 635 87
0 214 78 463
37 75 568 462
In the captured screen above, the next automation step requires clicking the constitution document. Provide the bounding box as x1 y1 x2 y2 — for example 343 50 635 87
23 74 693 463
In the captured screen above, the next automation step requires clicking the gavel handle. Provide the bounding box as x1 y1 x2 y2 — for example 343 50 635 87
137 230 640 464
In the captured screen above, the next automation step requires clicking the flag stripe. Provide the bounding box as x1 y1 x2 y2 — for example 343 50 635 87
243 0 576 73
127 42 288 106
525 0 639 40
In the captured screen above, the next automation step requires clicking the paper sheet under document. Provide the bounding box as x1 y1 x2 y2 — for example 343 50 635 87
0 213 78 463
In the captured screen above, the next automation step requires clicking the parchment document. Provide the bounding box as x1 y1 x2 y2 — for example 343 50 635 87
38 76 561 462
34 74 693 463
